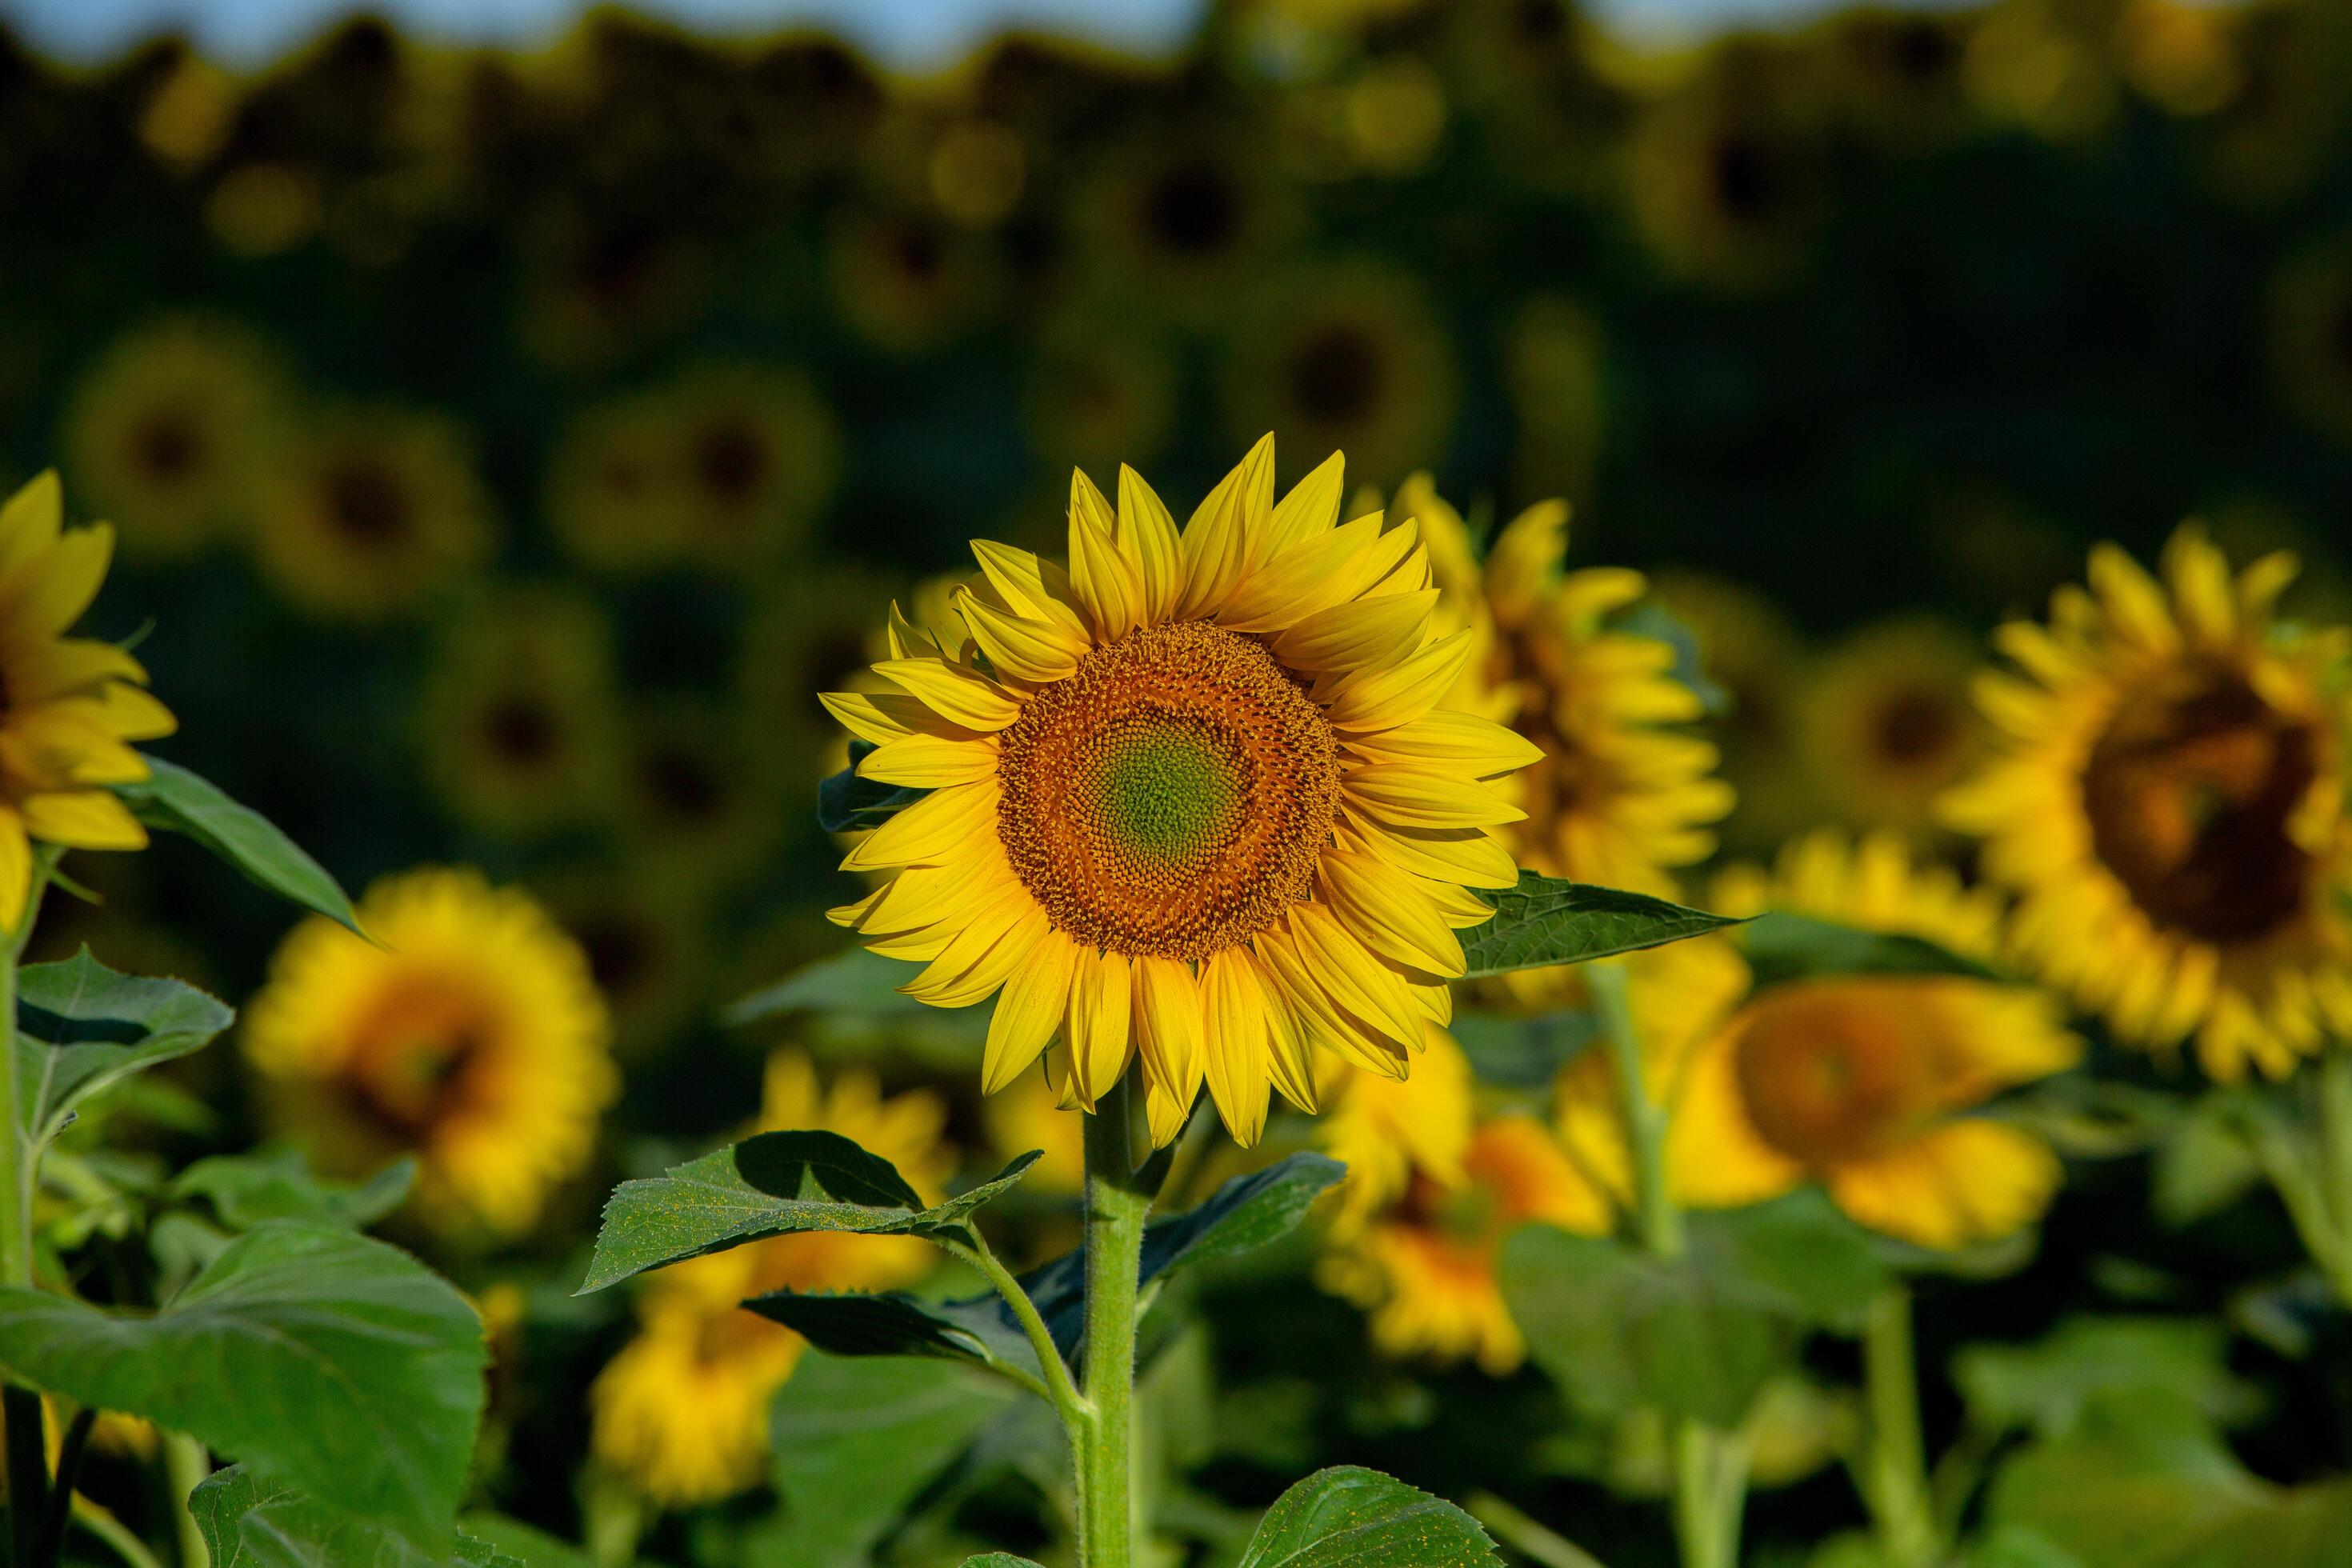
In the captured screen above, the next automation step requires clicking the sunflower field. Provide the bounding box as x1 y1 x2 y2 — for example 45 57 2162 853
4 0 2352 1564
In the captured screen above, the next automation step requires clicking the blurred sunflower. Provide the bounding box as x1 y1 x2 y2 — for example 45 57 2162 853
590 1050 951 1506
1958 0 2121 144
1321 1102 1606 1374
243 867 616 1238
1502 298 1606 507
518 201 708 372
1942 528 2352 1080
651 365 841 571
417 585 620 838
2191 1 2346 207
618 699 780 893
1656 832 2078 1249
1316 1020 1477 1229
1224 264 1456 492
982 1066 1088 1198
825 438 1538 1146
1815 8 1978 151
1022 310 1179 478
1402 477 1732 898
1650 570 1810 854
1797 618 1985 835
538 866 709 1060
254 407 492 620
738 565 900 786
0 474 177 928
62 316 284 560
1078 138 1280 315
1626 46 1829 292
2267 230 2352 450
1442 0 1628 193
830 204 991 353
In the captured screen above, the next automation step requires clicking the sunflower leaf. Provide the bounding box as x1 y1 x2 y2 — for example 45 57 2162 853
742 1289 1044 1381
191 1466 522 1568
116 757 362 935
1460 874 1746 978
578 1135 1041 1293
172 1145 415 1232
14 948 234 1142
0 1222 485 1557
959 1558 1046 1566
818 740 930 834
1236 1466 1501 1566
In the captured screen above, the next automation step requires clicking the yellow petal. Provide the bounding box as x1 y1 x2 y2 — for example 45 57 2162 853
10 523 113 638
983 926 1081 1093
1174 434 1275 621
1069 482 1145 641
1825 1120 2062 1250
0 810 27 932
970 539 1088 638
839 781 1000 871
0 474 64 603
1343 764 1525 830
86 683 175 743
1254 923 1407 1077
1134 955 1206 1146
1271 590 1437 678
1265 450 1346 556
858 732 999 788
902 895 1046 1007
821 690 916 746
1286 902 1422 1052
874 658 1022 732
1484 501 1568 624
1259 968 1319 1114
1323 628 1473 733
955 589 1086 686
1067 946 1134 1111
4 638 148 702
1117 465 1182 626
1200 946 1271 1146
1343 816 1519 890
1215 513 1397 634
1342 711 1544 778
19 789 147 851
1319 850 1466 978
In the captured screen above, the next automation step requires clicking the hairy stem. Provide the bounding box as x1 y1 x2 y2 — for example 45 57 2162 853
1862 1286 1940 1568
162 1432 210 1568
1078 1074 1150 1568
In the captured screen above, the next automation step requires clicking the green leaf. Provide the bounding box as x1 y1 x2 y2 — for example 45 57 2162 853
958 1558 1045 1567
172 1146 415 1231
455 1516 601 1568
1500 1223 1793 1426
818 740 929 834
1742 912 1996 989
1988 1391 2352 1567
191 1466 521 1568
740 1357 1017 1568
725 946 950 1028
743 1290 1044 1382
115 756 361 934
1460 874 1745 978
579 1134 1039 1293
1955 1317 2260 1441
14 949 233 1141
1236 1466 1500 1566
1698 1189 1894 1333
0 1222 484 1554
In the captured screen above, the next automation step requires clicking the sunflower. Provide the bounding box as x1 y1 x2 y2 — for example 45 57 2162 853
829 204 990 354
1654 833 2079 1249
590 1050 951 1506
1399 477 1733 899
738 565 900 786
1814 9 1978 153
1022 309 1179 478
417 586 620 838
1796 618 1986 836
254 407 492 621
1223 264 1457 490
824 437 1539 1146
62 316 285 559
982 1066 1088 1198
1942 528 2352 1080
618 699 781 894
1650 570 1810 854
1077 137 1282 317
1320 1107 1607 1374
538 866 709 1059
1625 45 1830 292
0 475 177 929
544 394 687 574
1317 1021 1477 1230
518 200 708 373
654 366 841 572
242 867 616 1238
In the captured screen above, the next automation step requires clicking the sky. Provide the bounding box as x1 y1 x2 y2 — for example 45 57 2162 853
0 0 1858 69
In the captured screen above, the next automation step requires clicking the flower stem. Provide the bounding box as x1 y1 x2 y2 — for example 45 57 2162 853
1 862 50 1568
162 1432 210 1568
1078 1073 1150 1568
2313 1053 2352 1305
1862 1285 1940 1568
1589 960 1739 1568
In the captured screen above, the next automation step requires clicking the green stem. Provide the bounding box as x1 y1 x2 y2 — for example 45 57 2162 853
2315 1055 2352 1304
2 862 50 1568
1466 1492 1611 1568
162 1433 209 1568
1590 961 1738 1568
68 1502 166 1568
947 1229 1091 1418
1078 1074 1150 1568
1862 1286 1940 1568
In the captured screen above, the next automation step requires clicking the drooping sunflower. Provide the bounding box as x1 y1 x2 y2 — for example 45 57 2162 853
1942 527 2352 1080
1319 1016 1611 1372
242 867 616 1238
62 315 285 559
825 438 1539 1146
254 407 492 621
1796 617 1986 836
0 474 178 929
590 1050 951 1506
1587 832 2080 1250
1399 476 1733 899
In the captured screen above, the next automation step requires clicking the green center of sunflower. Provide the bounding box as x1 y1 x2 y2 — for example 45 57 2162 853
998 620 1340 962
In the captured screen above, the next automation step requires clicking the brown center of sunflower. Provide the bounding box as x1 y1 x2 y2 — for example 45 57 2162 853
1873 685 1962 768
324 459 412 546
997 620 1340 961
1733 979 1952 1166
1288 326 1383 423
2081 660 2318 945
345 977 495 1140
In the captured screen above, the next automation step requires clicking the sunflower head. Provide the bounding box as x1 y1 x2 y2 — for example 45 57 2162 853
825 438 1539 1146
242 867 616 1238
1942 526 2352 1078
0 474 177 927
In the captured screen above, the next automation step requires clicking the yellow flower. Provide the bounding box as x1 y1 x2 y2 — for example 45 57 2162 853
0 475 177 928
62 316 284 559
1942 527 2352 1080
417 586 621 838
243 867 617 1238
1400 477 1733 899
826 437 1539 1146
1223 266 1456 490
254 408 493 621
590 1050 951 1506
982 1066 1087 1198
1796 618 1986 836
1602 834 2078 1250
1317 1021 1477 1230
1320 1114 1607 1374
829 205 989 354
1626 50 1829 292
